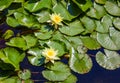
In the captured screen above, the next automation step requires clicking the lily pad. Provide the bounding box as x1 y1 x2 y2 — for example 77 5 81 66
14 12 40 28
104 1 120 16
87 2 106 19
72 0 92 11
95 0 106 4
59 20 84 36
6 17 20 27
69 48 92 74
18 69 31 80
0 0 13 11
53 2 75 21
80 36 101 50
97 27 120 50
0 47 25 70
113 17 120 30
96 49 120 70
80 16 96 34
24 0 52 12
27 48 45 66
59 74 77 83
42 62 71 81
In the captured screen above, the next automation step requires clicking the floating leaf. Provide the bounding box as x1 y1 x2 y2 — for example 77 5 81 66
46 40 66 57
96 49 120 70
95 20 105 33
0 77 20 83
34 10 50 23
6 37 27 50
104 1 120 16
59 20 84 36
59 74 77 83
22 35 37 49
6 35 37 50
97 27 120 50
0 47 25 70
95 0 106 4
80 16 96 34
87 2 106 19
0 0 13 11
69 48 92 74
72 0 92 11
42 62 71 81
101 15 113 31
24 0 52 12
13 0 24 3
113 17 120 30
35 31 52 40
80 36 101 50
6 17 20 27
64 36 83 49
2 30 14 39
18 69 31 80
14 12 40 28
27 48 45 66
53 2 74 21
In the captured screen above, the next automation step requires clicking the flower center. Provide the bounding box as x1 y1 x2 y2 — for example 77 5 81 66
54 16 61 23
47 51 54 57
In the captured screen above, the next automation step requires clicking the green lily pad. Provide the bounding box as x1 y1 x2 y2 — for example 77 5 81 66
42 62 71 81
0 47 25 70
2 30 14 39
87 2 106 19
80 16 96 34
72 0 92 11
53 2 74 21
14 12 40 28
97 27 120 50
24 0 52 12
59 74 77 83
27 48 45 66
0 0 13 11
6 35 37 50
59 20 84 36
104 1 120 16
34 31 52 40
96 49 120 70
69 48 92 74
34 10 50 23
6 17 20 27
95 0 106 4
18 69 31 80
6 37 27 50
22 35 37 49
80 36 101 50
113 17 120 30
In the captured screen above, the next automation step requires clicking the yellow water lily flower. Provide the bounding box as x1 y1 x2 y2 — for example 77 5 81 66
42 48 60 63
50 13 63 29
